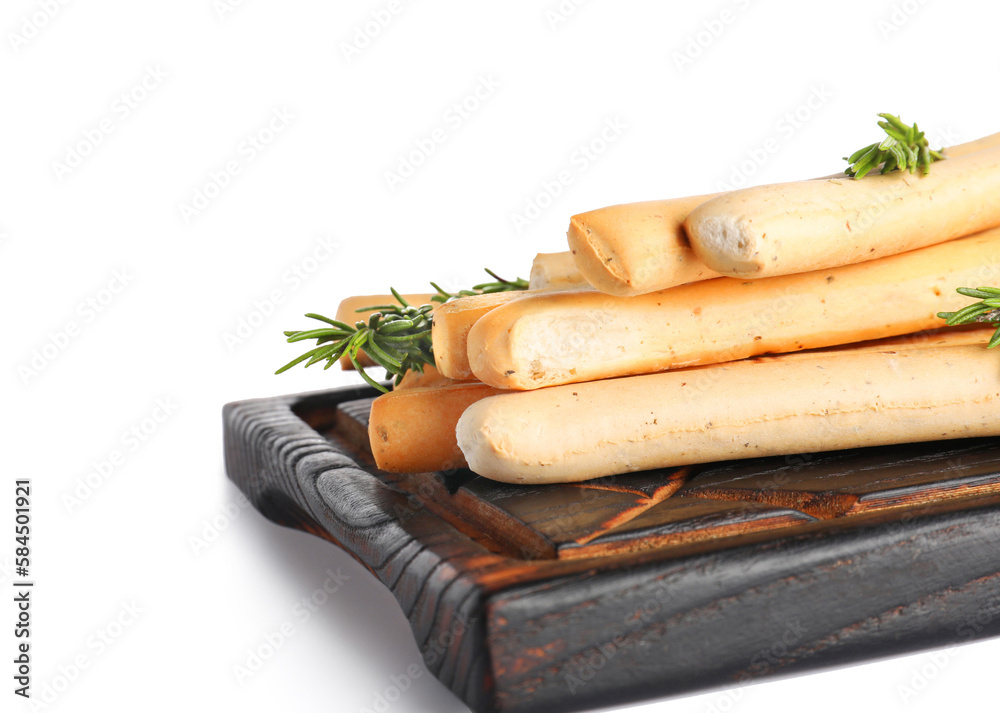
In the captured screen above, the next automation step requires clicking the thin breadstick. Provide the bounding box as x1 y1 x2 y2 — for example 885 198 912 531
457 340 1000 484
567 133 1000 296
430 291 529 380
393 364 467 390
685 144 1000 279
340 285 552 379
529 251 591 289
431 287 589 380
368 382 505 473
945 132 1000 158
466 229 1000 390
567 194 718 296
754 325 993 360
371 327 991 475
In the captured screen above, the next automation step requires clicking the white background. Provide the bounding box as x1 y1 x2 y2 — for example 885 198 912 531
4 1 1000 712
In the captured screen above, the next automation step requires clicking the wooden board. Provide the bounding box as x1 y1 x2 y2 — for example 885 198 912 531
224 384 1000 713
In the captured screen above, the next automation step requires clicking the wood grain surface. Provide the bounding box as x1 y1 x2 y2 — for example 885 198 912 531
224 385 1000 713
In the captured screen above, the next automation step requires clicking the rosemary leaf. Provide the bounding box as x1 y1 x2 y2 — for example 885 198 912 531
938 287 1000 349
277 268 527 391
844 113 944 179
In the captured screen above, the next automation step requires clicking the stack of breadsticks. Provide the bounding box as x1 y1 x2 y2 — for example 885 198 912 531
357 133 1000 484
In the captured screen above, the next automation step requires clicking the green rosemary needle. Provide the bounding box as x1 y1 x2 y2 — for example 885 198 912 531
843 113 945 179
430 269 529 303
277 269 528 392
937 287 1000 349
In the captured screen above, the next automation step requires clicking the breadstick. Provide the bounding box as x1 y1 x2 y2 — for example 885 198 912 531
567 195 719 295
760 325 993 360
945 131 1000 158
372 327 989 474
341 284 578 380
431 286 589 380
369 382 505 472
566 133 1000 296
457 341 1000 484
685 144 1000 279
337 286 528 373
529 252 590 289
430 291 530 380
467 229 1000 390
393 364 466 390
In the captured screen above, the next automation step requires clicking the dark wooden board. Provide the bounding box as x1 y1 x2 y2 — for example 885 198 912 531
224 385 1000 713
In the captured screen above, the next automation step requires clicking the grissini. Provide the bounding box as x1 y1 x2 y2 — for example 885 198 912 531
568 133 1000 296
746 325 993 360
372 327 990 474
340 285 558 380
467 229 1000 390
347 257 587 375
393 364 467 390
567 194 719 296
684 143 1000 279
432 286 588 380
528 252 590 289
430 291 529 380
944 132 1000 158
457 340 1000 484
369 382 505 472
335 293 435 370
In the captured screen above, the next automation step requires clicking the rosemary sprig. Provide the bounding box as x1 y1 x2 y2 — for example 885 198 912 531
843 113 945 179
277 269 527 392
430 269 529 303
276 289 434 393
937 287 1000 349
